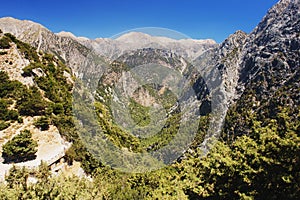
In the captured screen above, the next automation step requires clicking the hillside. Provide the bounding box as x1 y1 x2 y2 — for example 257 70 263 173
0 31 74 180
0 0 299 199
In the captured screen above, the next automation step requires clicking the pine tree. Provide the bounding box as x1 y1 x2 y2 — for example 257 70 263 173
2 129 38 163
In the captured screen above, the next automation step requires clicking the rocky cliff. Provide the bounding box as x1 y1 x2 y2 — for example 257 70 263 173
223 0 300 138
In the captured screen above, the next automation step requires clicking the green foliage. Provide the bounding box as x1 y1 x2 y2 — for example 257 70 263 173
52 102 64 115
0 34 75 143
0 99 19 121
177 108 300 199
0 107 298 199
0 72 24 127
4 33 39 62
5 166 29 189
52 114 77 141
17 86 46 116
0 121 10 130
34 116 50 131
34 161 51 182
0 166 104 200
129 98 151 127
0 32 298 200
2 129 38 163
0 35 11 49
0 71 24 98
21 63 39 77
94 101 141 152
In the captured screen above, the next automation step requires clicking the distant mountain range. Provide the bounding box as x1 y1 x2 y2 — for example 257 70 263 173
66 31 217 60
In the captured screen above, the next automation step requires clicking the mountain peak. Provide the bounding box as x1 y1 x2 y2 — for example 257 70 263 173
0 17 45 30
115 31 151 40
115 31 175 44
56 31 77 38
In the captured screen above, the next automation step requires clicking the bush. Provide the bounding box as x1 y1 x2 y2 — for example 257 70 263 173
5 166 28 189
34 116 50 131
0 99 19 121
4 33 39 62
21 65 35 77
17 86 46 116
0 121 10 131
0 71 24 98
0 36 11 49
2 129 38 163
17 116 23 123
52 103 64 115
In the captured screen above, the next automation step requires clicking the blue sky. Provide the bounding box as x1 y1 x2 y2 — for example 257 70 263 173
0 0 278 43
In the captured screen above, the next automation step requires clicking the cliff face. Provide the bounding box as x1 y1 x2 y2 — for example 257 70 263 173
190 0 299 140
238 0 300 93
223 0 300 138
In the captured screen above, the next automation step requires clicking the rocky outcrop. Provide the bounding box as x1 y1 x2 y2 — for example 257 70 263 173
223 0 300 138
238 0 300 94
193 30 248 107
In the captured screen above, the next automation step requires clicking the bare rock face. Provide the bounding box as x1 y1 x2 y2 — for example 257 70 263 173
222 0 300 138
0 31 73 180
190 0 300 142
194 0 299 108
0 32 32 85
193 30 248 104
238 0 300 93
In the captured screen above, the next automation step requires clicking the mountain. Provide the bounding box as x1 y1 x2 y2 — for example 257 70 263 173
0 17 95 75
0 0 299 198
193 0 299 139
69 31 217 60
191 30 248 152
222 0 300 139
0 18 216 87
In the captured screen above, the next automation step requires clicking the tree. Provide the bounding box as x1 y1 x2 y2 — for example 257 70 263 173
176 109 300 199
5 166 29 189
17 86 46 116
0 35 11 49
34 116 50 131
2 129 38 163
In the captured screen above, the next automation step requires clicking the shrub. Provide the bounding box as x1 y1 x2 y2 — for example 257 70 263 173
17 86 46 116
0 36 11 49
2 129 38 163
52 103 64 115
34 116 50 131
0 121 10 131
0 71 23 98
